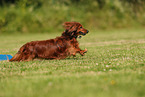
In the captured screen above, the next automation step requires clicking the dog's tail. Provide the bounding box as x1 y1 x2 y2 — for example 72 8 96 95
9 46 25 62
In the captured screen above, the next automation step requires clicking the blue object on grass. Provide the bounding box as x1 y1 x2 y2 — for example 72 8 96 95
0 54 13 61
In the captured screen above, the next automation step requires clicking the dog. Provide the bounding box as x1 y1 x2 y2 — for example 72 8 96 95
10 22 89 61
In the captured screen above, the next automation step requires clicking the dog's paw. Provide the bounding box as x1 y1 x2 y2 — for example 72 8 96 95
84 48 88 53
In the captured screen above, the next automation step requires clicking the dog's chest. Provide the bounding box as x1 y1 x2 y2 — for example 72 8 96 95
66 39 79 54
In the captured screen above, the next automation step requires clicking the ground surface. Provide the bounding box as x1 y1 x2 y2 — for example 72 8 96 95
0 29 145 97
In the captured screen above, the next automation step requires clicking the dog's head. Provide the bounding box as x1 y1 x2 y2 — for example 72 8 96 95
62 22 89 38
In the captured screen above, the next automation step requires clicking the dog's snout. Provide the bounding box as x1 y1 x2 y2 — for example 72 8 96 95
86 30 89 33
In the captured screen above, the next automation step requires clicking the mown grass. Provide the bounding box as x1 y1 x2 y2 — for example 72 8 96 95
0 28 145 97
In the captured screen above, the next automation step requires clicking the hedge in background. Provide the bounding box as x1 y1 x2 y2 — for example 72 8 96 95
0 0 145 33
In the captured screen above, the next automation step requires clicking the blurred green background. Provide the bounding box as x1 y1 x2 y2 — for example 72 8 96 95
0 0 145 34
0 1 145 97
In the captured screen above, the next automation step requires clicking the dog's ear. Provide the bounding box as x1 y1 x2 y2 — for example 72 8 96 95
63 22 73 30
63 22 79 33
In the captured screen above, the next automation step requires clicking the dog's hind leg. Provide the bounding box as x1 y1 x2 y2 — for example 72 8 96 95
21 52 36 61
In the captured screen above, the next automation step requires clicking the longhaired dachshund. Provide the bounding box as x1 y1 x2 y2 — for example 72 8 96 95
10 22 89 61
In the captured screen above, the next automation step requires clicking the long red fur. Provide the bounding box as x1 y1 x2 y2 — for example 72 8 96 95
10 22 89 61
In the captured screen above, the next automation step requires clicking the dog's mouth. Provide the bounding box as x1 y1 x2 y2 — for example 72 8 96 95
79 31 87 36
78 30 89 38
78 31 88 39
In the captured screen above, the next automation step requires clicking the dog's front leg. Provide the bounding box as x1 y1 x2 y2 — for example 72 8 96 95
74 47 87 56
78 48 87 56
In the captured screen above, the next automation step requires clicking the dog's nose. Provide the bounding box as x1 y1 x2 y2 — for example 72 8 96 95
86 30 89 33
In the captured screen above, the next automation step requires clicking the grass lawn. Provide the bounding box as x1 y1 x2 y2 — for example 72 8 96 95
0 28 145 97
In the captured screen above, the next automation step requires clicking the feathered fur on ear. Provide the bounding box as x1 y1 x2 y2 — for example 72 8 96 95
63 22 73 30
63 22 79 33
